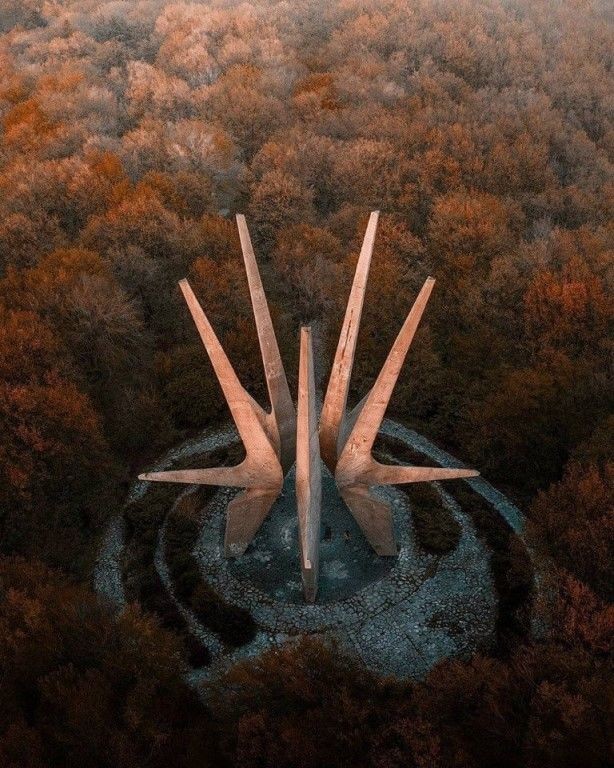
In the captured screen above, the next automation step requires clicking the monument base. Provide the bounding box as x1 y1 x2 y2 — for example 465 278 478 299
227 465 395 605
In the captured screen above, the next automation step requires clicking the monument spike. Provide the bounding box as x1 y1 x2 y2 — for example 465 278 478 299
177 279 271 447
140 466 263 487
236 214 296 473
334 277 479 555
296 326 322 602
224 486 283 557
137 210 482 588
354 464 479 486
319 210 379 471
336 277 436 472
139 279 283 557
339 485 396 556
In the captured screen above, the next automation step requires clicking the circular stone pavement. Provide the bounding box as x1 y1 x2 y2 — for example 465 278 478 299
225 465 395 604
95 419 529 682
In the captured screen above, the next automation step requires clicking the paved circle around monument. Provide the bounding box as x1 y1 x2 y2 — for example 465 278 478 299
95 419 529 681
224 466 395 604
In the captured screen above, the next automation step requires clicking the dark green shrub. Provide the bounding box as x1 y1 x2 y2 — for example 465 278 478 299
190 582 257 648
405 482 461 554
450 481 534 652
372 437 461 554
122 473 212 667
166 489 258 648
373 433 434 467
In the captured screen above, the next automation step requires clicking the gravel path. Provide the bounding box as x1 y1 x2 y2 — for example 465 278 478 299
94 420 528 683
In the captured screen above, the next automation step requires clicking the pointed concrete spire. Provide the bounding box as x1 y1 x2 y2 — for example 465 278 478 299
334 277 479 555
236 214 296 473
139 279 283 557
319 211 379 470
336 277 436 479
137 210 482 580
296 326 322 602
338 484 396 556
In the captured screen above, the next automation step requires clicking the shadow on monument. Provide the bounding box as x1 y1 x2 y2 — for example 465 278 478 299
227 463 395 604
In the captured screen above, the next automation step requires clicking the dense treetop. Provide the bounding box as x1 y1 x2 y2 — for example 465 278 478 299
0 3 611 764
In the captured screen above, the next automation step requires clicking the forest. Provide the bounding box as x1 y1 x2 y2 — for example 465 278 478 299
0 0 611 766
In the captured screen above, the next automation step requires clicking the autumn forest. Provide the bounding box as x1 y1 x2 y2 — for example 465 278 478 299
0 1 612 766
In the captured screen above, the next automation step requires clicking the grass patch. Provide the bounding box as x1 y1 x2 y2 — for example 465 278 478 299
449 481 534 654
166 490 257 648
373 433 435 467
122 443 252 665
122 485 211 668
373 439 461 555
122 443 257 666
404 482 461 555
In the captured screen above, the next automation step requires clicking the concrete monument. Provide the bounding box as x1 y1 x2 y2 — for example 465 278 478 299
321 211 477 555
139 211 479 600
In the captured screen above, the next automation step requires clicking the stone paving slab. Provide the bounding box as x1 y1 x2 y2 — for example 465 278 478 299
94 421 527 683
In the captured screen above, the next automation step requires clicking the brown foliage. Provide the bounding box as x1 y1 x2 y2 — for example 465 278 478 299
0 371 115 572
530 462 614 599
0 3 611 762
207 619 612 768
0 556 221 768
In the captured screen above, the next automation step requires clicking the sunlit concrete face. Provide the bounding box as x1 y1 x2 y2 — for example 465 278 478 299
236 214 296 474
295 326 321 603
138 211 479 602
322 213 479 557
319 211 380 472
139 215 293 558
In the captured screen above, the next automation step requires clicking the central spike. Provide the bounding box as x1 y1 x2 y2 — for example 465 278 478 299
296 326 322 602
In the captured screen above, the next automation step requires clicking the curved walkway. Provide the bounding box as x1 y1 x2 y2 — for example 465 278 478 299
94 420 527 681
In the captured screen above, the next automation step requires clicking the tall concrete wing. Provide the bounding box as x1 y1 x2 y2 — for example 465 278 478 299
336 277 437 479
335 277 479 555
139 279 283 557
296 326 322 602
136 210 483 592
319 211 379 470
236 214 296 473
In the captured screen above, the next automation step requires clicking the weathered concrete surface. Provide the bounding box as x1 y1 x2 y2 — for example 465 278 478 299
135 211 479 578
337 278 437 476
96 420 531 684
335 281 477 485
237 214 296 473
190 424 499 681
338 483 396 557
335 277 478 554
296 327 322 602
138 215 297 555
318 222 479 555
319 211 379 471
139 279 283 556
